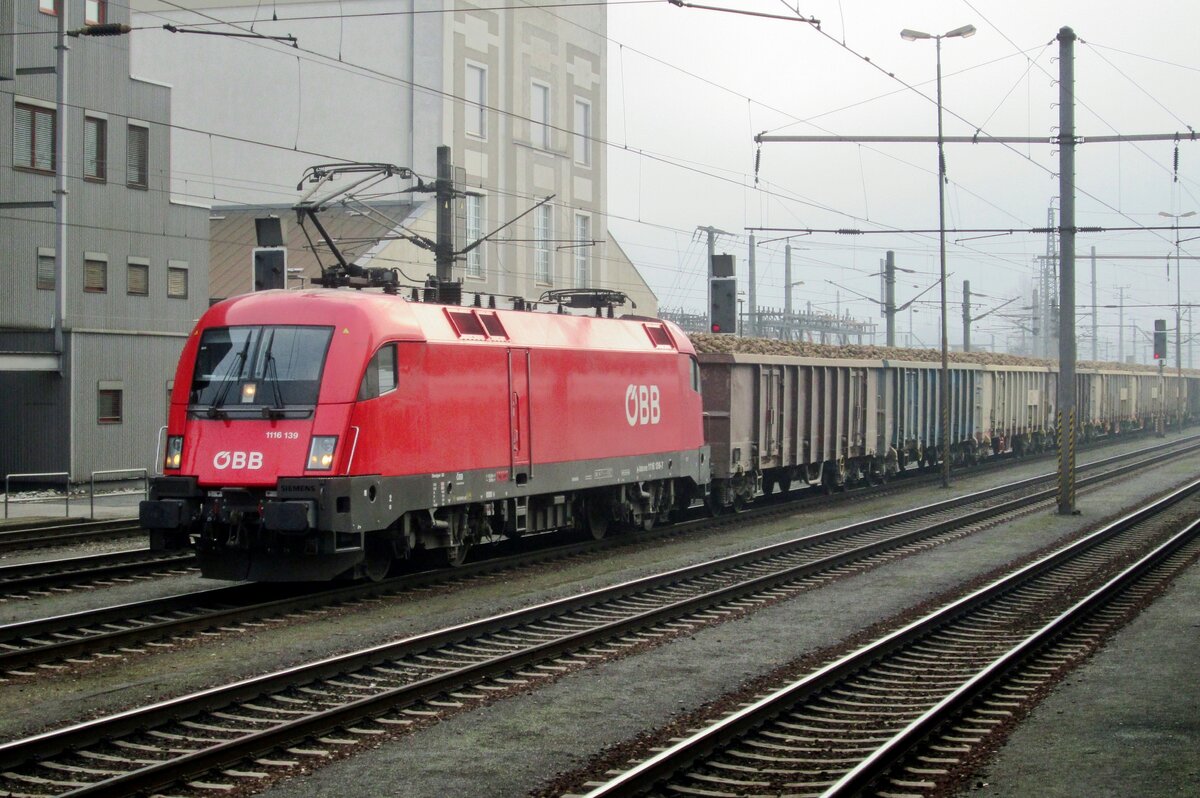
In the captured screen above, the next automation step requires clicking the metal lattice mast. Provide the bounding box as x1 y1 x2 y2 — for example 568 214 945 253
1043 206 1058 358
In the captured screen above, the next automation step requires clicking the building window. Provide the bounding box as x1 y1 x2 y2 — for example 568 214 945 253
98 386 123 424
531 82 550 149
14 103 55 173
127 124 149 188
127 261 149 296
465 63 486 139
535 204 553 284
167 263 188 298
574 99 592 167
84 116 107 181
37 248 55 291
85 0 106 24
574 214 591 287
39 0 57 15
465 195 484 279
84 255 107 293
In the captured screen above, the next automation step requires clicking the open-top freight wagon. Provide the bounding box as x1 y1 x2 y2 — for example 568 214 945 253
697 348 1196 509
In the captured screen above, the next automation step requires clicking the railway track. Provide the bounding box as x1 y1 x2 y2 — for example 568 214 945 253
0 429 1170 598
0 440 1195 796
576 480 1200 798
1 435 1195 679
0 518 143 554
0 548 196 596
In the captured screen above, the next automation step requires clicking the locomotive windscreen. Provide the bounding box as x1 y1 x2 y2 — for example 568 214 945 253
189 325 334 415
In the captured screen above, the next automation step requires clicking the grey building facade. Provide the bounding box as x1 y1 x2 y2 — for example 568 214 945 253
1 0 209 481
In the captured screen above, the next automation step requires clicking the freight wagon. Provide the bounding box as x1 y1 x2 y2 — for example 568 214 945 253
697 351 1195 509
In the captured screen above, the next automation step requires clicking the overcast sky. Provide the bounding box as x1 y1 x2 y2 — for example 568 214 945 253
603 0 1199 359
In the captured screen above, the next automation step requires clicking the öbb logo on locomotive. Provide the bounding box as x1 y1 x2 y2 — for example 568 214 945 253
625 384 662 426
212 451 264 470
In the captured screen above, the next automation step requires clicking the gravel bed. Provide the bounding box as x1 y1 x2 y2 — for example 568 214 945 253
246 450 1200 797
953 553 1200 797
0 437 1192 776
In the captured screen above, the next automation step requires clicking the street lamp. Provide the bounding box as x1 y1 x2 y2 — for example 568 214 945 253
902 22 975 489
1158 209 1194 431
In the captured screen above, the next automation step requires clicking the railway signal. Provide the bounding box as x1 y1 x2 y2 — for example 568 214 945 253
253 248 287 291
1153 319 1167 360
710 277 737 334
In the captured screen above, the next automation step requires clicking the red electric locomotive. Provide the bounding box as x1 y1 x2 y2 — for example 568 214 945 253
140 289 710 581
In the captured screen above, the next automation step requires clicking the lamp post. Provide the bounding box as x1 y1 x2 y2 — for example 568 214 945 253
901 23 976 488
1158 210 1194 431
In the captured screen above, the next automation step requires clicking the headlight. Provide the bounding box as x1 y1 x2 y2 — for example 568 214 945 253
307 436 338 471
164 436 184 470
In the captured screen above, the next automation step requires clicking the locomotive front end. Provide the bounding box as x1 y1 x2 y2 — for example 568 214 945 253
141 293 385 581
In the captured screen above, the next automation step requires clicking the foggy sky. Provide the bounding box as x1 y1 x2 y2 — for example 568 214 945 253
605 0 1200 360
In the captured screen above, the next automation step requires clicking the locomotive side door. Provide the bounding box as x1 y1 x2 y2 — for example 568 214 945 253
508 347 532 481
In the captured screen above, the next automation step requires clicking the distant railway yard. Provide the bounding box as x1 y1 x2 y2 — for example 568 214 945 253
0 433 1196 798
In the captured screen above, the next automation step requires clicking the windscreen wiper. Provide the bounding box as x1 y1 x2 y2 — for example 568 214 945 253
261 329 287 419
207 333 252 418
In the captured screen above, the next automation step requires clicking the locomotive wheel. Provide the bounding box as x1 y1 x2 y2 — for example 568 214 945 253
362 537 394 582
587 501 610 540
442 542 471 568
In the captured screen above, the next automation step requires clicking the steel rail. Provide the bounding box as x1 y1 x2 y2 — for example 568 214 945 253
0 549 196 594
0 519 142 553
0 444 1195 795
826 512 1200 796
580 478 1200 798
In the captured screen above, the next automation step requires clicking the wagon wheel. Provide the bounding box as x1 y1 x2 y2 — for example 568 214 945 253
777 477 792 495
705 491 724 517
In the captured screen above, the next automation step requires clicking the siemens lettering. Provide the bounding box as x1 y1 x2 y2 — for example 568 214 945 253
625 384 661 426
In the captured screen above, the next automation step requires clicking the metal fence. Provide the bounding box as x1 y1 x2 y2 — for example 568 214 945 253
3 472 70 519
3 469 148 520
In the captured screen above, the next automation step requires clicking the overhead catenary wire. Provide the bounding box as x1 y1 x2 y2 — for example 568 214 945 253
15 0 1197 319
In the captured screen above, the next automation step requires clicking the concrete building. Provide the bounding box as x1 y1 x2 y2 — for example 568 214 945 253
1 0 209 482
130 0 657 313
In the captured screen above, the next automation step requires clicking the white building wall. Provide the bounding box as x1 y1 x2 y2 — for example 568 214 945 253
131 0 444 206
131 0 657 313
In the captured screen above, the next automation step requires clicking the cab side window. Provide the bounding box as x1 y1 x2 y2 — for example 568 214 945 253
690 356 702 393
358 344 397 400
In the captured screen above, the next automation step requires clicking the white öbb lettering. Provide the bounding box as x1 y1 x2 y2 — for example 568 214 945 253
624 384 661 426
213 451 263 470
